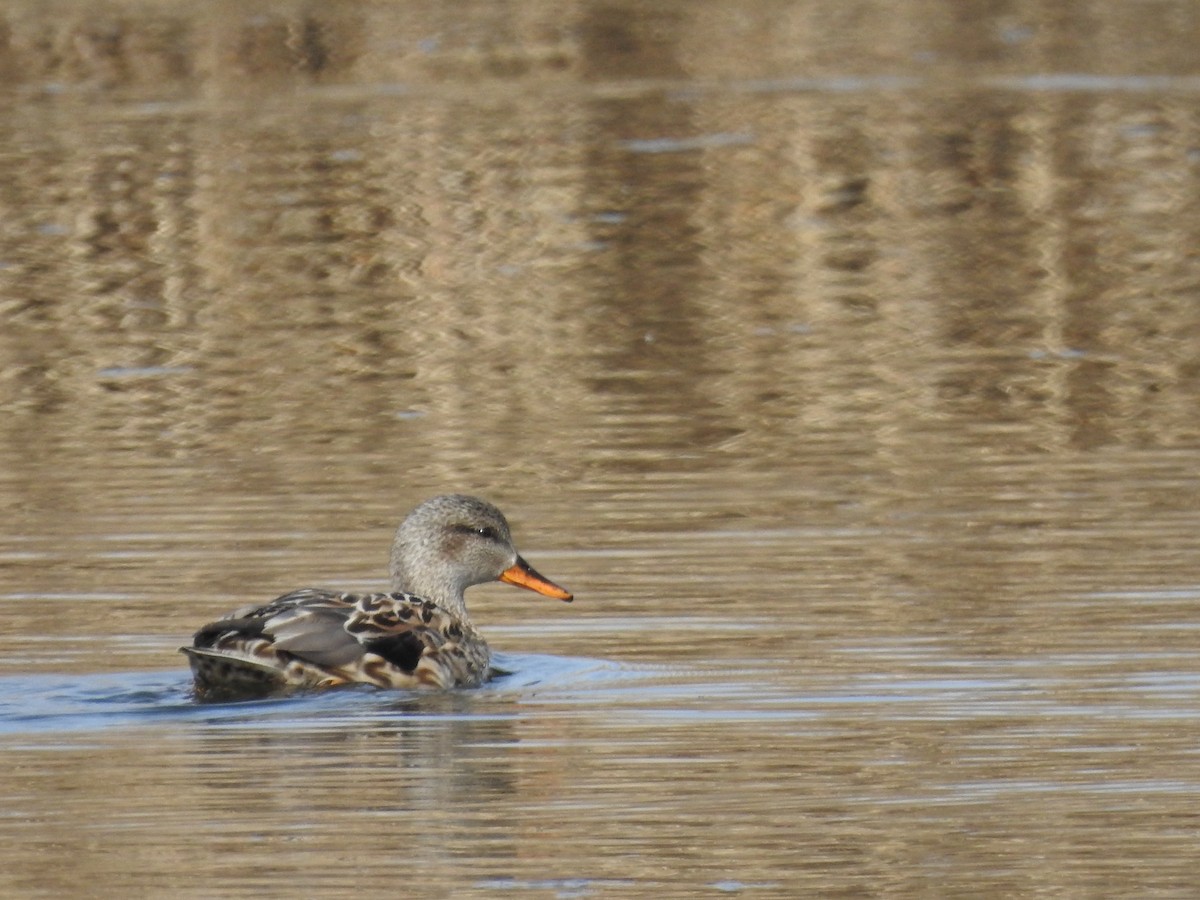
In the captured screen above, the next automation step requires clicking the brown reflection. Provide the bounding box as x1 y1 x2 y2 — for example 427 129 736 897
574 4 747 473
5 681 1200 897
0 696 536 894
0 2 1198 482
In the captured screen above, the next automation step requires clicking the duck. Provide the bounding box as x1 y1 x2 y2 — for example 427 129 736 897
181 494 573 701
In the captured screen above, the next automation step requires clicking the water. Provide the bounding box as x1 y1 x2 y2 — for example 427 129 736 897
3 0 1200 896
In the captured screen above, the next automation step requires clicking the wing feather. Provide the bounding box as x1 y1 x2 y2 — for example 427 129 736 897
186 588 489 694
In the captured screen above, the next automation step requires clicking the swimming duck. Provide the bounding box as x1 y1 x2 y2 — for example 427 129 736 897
181 494 572 701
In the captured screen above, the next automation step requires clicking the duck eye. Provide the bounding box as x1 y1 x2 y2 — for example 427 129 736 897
475 526 499 541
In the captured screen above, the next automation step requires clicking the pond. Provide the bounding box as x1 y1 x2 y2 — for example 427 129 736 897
2 1 1200 896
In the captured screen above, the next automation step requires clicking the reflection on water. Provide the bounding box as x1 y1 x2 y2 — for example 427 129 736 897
2 0 1200 896
4 636 1200 896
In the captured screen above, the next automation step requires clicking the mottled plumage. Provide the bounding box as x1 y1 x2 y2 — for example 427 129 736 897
181 495 572 701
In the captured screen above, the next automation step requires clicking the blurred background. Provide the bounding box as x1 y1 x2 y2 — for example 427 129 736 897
1 1 1199 896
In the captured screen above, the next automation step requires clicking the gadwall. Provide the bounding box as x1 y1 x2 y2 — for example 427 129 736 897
181 494 572 700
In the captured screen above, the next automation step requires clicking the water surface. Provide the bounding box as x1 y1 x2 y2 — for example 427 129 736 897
2 1 1200 896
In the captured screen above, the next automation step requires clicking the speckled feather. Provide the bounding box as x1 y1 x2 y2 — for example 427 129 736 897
183 588 489 700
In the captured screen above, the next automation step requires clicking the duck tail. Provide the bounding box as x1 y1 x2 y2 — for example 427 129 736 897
180 646 292 702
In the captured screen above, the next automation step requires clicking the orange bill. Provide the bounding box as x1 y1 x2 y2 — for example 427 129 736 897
499 556 573 602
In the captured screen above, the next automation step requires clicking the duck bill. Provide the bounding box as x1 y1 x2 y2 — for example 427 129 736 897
499 556 573 602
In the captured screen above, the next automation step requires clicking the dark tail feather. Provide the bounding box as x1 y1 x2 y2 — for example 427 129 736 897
180 647 291 702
